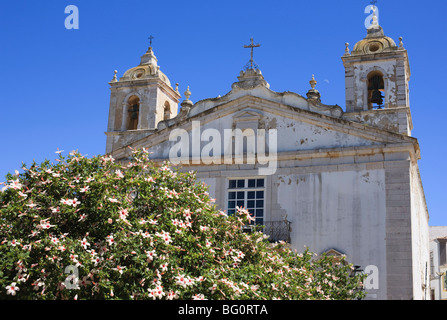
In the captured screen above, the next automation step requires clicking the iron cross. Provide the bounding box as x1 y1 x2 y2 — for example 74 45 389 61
244 37 260 69
148 35 154 47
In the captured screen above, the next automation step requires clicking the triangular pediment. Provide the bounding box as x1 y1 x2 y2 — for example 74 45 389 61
110 95 419 162
187 84 342 119
232 110 263 122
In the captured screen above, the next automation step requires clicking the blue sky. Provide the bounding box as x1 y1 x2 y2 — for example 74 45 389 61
0 0 446 226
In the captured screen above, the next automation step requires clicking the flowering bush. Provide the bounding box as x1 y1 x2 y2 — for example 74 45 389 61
0 148 365 300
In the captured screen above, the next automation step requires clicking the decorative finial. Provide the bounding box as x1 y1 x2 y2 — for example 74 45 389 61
344 42 350 55
399 37 404 49
175 83 179 93
307 75 321 102
180 86 193 111
112 70 118 82
243 37 261 70
184 86 191 101
309 74 317 90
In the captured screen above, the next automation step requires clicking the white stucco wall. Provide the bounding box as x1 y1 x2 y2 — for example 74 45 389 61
410 164 430 299
276 169 387 299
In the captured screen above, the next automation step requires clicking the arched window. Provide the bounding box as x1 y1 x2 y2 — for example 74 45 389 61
367 72 385 109
163 101 171 121
127 96 140 130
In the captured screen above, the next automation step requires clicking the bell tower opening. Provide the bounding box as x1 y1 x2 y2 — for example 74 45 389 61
127 96 140 130
367 71 385 109
163 101 171 121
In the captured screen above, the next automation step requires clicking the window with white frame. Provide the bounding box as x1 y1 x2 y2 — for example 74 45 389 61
227 178 265 225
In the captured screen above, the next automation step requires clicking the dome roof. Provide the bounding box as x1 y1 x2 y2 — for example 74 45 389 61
351 26 398 55
120 65 172 86
118 47 172 86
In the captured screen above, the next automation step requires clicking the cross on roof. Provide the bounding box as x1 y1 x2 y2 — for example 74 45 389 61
148 35 154 48
243 37 261 70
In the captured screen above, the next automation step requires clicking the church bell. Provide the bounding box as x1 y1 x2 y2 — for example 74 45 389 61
370 89 383 107
368 74 384 108
129 104 139 119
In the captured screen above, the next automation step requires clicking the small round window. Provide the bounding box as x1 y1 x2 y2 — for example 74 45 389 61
368 42 382 53
133 69 145 79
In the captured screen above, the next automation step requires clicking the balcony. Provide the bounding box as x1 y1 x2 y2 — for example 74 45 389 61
243 219 291 243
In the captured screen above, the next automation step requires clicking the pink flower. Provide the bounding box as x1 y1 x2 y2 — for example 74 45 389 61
9 179 23 190
106 234 115 246
160 263 168 272
80 238 90 249
155 231 172 245
208 283 217 293
18 191 27 199
145 250 157 262
16 272 28 283
183 209 192 219
60 198 81 207
92 256 102 266
72 198 81 207
39 219 54 230
73 176 82 184
144 176 154 183
113 265 126 275
100 155 115 163
166 290 178 300
119 208 128 220
175 274 195 288
79 276 91 286
6 282 19 296
26 202 38 209
115 170 124 178
148 284 165 300
80 186 89 193
167 189 179 199
50 207 60 214
29 230 39 237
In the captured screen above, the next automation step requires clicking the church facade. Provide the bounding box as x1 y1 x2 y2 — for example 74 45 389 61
104 14 430 300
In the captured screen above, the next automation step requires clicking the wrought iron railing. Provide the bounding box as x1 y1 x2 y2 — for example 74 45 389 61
263 220 291 243
242 220 291 243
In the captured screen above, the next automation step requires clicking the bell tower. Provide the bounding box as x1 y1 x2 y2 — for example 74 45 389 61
342 6 412 135
105 39 181 153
